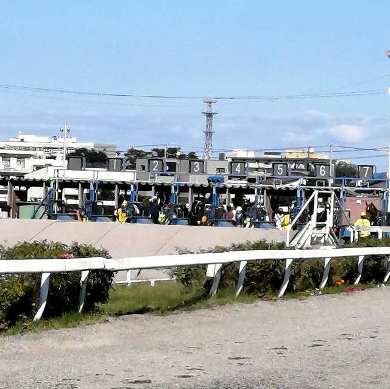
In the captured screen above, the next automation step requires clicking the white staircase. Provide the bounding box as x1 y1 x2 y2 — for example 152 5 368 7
287 190 339 248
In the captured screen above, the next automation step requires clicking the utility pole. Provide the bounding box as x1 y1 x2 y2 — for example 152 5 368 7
60 124 70 168
164 143 167 172
386 51 390 213
202 99 217 159
329 144 333 187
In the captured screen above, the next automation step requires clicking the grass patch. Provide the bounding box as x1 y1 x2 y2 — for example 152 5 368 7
99 281 203 315
99 282 257 315
283 282 379 299
1 280 385 336
2 311 103 336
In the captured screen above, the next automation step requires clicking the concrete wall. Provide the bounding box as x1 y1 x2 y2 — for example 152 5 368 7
0 220 285 258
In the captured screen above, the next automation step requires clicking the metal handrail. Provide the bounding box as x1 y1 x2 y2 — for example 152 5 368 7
286 191 316 246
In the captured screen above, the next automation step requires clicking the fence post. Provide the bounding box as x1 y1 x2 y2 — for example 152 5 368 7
278 258 293 298
235 261 247 296
126 270 132 286
33 272 51 321
208 264 222 297
78 270 90 313
319 257 331 290
354 255 365 286
383 255 390 284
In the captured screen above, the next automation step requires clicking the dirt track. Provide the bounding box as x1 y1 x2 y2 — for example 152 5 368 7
1 287 389 388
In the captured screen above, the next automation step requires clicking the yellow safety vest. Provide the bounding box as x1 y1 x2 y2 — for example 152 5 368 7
118 208 127 223
282 214 290 230
354 218 370 237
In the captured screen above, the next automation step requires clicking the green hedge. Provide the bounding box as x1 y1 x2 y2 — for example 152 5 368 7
0 241 114 331
174 237 390 296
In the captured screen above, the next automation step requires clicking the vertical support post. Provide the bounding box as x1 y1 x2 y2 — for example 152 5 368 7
42 181 47 200
307 191 319 247
188 186 193 208
235 261 247 296
296 186 302 208
329 191 335 227
319 257 331 290
226 188 231 206
114 184 119 209
126 270 132 286
78 270 90 313
78 182 83 208
208 263 222 297
329 144 333 187
278 258 293 298
33 272 51 321
354 255 365 286
263 189 270 220
383 255 390 284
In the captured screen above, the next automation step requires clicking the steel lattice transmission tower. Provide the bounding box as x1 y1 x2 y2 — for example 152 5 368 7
202 98 217 159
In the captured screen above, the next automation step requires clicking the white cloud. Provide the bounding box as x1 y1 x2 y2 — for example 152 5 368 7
329 124 367 143
0 109 386 153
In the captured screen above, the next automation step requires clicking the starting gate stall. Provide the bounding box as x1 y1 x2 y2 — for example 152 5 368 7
331 164 385 239
127 183 153 224
163 183 189 225
206 181 233 227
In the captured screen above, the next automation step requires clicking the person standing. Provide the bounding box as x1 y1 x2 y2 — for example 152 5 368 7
223 205 233 220
149 198 159 224
274 208 284 230
234 206 243 227
354 211 370 238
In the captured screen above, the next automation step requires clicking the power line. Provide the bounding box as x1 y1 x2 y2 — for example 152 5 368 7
0 83 387 101
0 89 200 108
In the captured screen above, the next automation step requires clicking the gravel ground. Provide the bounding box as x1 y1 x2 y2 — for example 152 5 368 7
1 287 390 389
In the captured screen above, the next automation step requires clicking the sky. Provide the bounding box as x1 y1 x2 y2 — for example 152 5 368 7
0 1 390 169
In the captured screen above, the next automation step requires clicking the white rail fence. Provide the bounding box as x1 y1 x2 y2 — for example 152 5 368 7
2 246 390 321
350 226 390 241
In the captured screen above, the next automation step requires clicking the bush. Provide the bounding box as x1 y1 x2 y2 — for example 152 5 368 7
0 241 114 331
175 238 390 297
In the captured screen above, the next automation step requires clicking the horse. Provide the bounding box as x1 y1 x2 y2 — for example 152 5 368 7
365 202 379 226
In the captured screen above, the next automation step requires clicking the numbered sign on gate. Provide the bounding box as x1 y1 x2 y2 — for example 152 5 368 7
358 165 374 179
314 164 330 178
190 160 205 174
165 161 177 172
148 159 163 173
272 163 288 176
230 162 246 175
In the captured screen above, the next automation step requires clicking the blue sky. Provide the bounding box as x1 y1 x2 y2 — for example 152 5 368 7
0 1 389 168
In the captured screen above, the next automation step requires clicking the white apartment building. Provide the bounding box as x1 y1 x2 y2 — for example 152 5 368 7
0 131 116 175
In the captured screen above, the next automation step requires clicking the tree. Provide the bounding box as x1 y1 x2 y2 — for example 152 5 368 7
186 151 198 160
71 148 108 164
124 148 151 169
151 147 198 159
335 161 358 178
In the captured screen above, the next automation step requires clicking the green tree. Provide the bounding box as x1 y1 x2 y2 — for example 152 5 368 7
124 148 151 169
335 161 358 178
71 148 108 164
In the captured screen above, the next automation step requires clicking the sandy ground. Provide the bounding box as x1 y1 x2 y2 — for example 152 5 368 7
1 287 390 389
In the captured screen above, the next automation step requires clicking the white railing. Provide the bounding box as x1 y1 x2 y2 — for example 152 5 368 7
2 246 390 321
348 226 387 241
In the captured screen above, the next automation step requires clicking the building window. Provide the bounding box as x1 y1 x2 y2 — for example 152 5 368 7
216 168 225 173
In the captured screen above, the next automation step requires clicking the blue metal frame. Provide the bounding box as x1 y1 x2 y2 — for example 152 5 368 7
130 184 137 203
89 183 96 202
